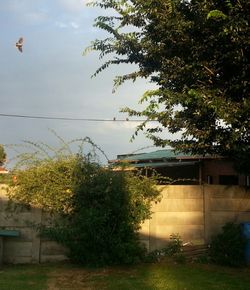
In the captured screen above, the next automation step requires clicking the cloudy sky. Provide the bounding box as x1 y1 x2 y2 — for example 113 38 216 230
0 0 165 166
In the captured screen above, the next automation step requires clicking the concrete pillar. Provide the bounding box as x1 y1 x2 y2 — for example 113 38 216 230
31 208 42 263
149 211 157 252
203 185 211 244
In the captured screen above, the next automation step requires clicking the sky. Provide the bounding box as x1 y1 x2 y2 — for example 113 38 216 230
0 0 166 166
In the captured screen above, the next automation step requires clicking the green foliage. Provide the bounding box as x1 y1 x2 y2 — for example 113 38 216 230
0 144 6 165
43 156 160 266
87 0 250 173
209 222 247 267
207 10 227 20
8 135 161 266
162 233 183 256
7 135 100 213
9 157 77 213
0 174 12 184
144 233 183 263
8 133 112 211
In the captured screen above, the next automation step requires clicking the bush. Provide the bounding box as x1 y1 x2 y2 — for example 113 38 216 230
0 174 12 184
45 157 160 266
8 137 161 266
209 222 247 267
162 233 183 256
8 157 76 213
144 233 183 263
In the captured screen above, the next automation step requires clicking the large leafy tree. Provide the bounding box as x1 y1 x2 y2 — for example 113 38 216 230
86 0 250 173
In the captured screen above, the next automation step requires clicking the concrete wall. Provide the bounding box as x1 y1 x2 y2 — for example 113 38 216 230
0 184 68 264
1 184 250 263
139 185 250 251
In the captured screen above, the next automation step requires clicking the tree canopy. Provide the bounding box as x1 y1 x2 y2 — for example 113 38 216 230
0 144 6 165
87 0 250 173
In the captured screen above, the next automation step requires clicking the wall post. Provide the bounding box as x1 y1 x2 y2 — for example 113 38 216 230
203 185 212 244
31 208 42 263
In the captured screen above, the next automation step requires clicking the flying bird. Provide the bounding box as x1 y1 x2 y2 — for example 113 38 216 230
15 37 24 52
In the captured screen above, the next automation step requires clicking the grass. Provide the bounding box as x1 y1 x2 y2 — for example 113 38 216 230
0 264 48 290
0 261 250 290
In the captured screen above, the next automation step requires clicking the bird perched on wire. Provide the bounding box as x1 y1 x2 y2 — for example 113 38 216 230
15 37 24 52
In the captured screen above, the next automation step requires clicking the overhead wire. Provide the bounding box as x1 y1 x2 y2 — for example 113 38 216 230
0 113 156 122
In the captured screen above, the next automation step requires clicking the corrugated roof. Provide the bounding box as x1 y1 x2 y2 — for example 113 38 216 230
123 149 190 161
130 161 199 168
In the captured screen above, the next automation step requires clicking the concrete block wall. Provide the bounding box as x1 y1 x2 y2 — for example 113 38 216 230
206 185 250 238
140 185 250 251
0 185 67 264
1 184 250 263
140 185 205 251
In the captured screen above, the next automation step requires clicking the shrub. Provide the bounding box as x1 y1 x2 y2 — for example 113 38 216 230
0 174 12 184
209 222 247 267
8 157 76 213
144 233 183 263
45 156 160 266
162 233 183 256
8 136 161 266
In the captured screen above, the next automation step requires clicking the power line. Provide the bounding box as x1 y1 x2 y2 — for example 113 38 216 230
0 113 155 122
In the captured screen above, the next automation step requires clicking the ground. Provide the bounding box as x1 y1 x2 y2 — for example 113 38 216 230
1 261 250 290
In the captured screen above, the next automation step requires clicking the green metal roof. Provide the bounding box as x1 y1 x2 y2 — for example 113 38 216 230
129 161 199 168
122 149 190 161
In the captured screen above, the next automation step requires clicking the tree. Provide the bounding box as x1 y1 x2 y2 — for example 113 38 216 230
86 0 250 173
0 144 6 166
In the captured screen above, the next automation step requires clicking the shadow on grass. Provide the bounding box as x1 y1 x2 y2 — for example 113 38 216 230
1 262 250 290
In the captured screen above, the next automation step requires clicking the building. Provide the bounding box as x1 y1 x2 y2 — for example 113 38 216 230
109 149 249 186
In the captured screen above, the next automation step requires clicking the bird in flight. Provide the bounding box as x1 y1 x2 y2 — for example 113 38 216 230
15 37 24 52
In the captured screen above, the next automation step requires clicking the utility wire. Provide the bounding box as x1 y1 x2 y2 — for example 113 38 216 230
0 113 155 122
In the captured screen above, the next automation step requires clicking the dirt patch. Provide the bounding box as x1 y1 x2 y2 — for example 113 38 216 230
47 266 137 290
47 268 108 290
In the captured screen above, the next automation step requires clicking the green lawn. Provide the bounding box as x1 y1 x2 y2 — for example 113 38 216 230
0 264 48 290
0 261 250 290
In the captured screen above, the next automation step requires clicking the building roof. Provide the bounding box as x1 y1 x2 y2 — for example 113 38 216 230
114 149 192 164
109 149 224 170
122 149 190 161
127 161 199 169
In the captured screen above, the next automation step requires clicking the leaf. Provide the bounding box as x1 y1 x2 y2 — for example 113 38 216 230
207 10 227 20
